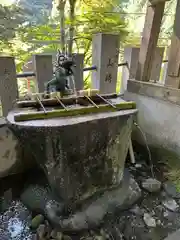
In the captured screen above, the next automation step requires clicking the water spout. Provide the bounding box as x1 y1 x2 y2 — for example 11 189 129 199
134 122 155 178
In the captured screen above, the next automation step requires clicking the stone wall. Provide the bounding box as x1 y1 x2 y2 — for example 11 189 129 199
125 80 180 158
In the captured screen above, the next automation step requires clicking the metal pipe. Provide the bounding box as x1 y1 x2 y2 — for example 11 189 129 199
118 62 128 67
17 72 36 78
17 59 168 79
83 66 97 71
16 66 98 78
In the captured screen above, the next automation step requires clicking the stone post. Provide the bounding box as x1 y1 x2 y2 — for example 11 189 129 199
92 33 120 94
0 56 18 117
150 47 164 82
165 0 180 88
71 53 84 91
33 54 53 93
121 46 165 93
161 47 169 84
135 2 165 81
121 47 140 94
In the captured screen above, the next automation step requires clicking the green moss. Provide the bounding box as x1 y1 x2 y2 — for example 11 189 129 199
150 146 180 192
30 214 44 230
14 101 136 122
132 141 180 192
164 156 180 193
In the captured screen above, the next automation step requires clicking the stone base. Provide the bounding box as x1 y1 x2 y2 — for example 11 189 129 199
20 169 141 232
55 172 141 232
8 107 137 204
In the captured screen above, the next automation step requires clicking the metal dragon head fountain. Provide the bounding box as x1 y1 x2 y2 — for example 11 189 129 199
45 50 76 97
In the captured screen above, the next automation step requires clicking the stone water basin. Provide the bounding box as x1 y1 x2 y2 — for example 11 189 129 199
7 97 137 230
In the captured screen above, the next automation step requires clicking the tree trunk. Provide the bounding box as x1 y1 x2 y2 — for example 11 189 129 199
57 0 66 54
68 0 76 56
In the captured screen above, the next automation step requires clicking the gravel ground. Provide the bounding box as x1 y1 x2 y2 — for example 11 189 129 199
1 150 180 240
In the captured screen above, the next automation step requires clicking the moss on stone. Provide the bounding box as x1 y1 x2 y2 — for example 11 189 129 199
30 214 44 230
132 140 180 192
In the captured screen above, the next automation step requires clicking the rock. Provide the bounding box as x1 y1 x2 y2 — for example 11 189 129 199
30 214 44 230
94 236 104 240
56 232 63 240
151 210 156 216
31 233 39 240
163 181 180 199
156 219 162 225
129 205 144 216
123 214 150 240
100 229 110 239
163 199 179 212
37 224 46 239
123 175 141 208
44 220 51 238
58 170 141 232
161 191 167 198
135 163 142 168
0 120 21 178
63 235 71 240
102 223 124 240
163 209 180 223
0 189 12 212
82 237 93 240
4 210 13 219
141 178 161 193
20 184 52 214
143 213 156 228
163 211 169 218
50 230 63 240
60 211 89 231
45 199 64 224
50 229 57 238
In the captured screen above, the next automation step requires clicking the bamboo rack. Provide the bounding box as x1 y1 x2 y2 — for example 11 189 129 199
14 101 136 122
16 93 118 108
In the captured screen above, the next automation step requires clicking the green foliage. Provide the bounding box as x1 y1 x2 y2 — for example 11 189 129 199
73 0 128 39
15 0 128 90
0 4 26 44
161 0 176 38
0 0 176 96
68 0 127 87
19 24 60 42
